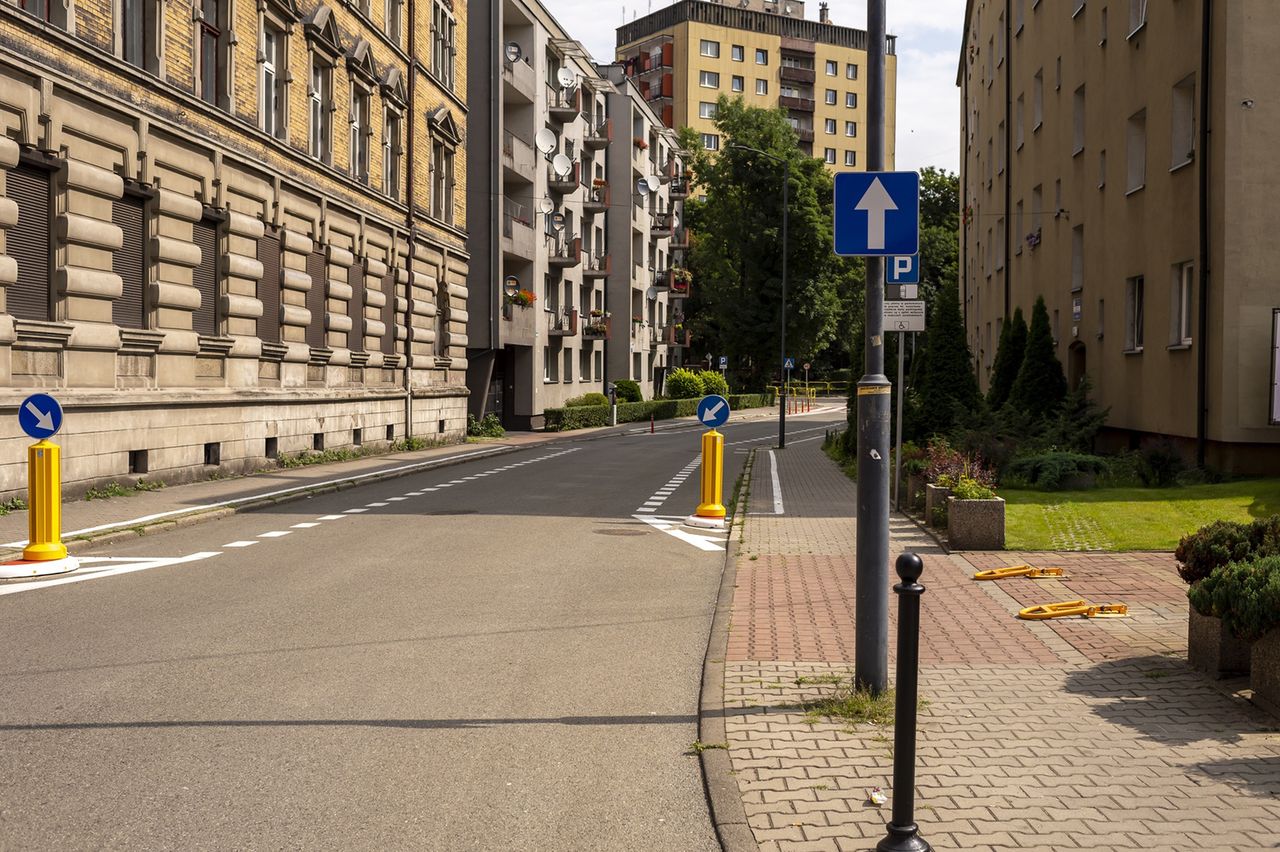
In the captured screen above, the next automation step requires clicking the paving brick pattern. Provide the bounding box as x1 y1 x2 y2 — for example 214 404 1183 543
721 441 1280 851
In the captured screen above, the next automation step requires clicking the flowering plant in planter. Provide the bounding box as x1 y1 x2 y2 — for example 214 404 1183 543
631 315 644 325
673 267 693 285
589 309 607 318
633 137 648 150
506 289 537 307
592 178 608 187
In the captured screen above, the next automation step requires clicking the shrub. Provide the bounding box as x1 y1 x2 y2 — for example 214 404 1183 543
1005 452 1110 491
467 413 505 438
951 475 997 500
665 368 704 399
1175 515 1280 585
1187 555 1280 640
987 306 1027 411
613 379 643 402
1008 296 1068 418
698 370 729 396
565 392 609 407
924 437 995 489
1138 438 1184 487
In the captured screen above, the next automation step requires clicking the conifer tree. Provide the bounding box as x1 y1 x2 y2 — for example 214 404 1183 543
911 283 980 439
986 306 1027 410
1007 296 1067 417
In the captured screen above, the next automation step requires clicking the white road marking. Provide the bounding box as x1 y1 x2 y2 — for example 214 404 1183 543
224 541 258 548
366 502 390 507
633 515 725 552
0 552 222 597
291 522 321 529
258 531 292 538
385 497 407 502
317 515 348 521
405 492 424 496
768 450 784 514
344 508 369 513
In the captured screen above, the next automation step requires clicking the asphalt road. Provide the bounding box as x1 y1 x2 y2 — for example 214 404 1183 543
0 405 846 852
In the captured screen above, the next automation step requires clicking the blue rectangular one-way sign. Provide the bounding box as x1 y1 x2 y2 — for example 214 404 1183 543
833 171 920 257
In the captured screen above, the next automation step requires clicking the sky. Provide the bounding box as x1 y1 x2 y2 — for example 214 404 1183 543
541 0 967 174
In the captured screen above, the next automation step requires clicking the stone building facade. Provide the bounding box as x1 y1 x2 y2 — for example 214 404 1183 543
0 0 471 495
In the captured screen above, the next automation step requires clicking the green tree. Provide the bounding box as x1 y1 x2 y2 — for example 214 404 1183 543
910 283 980 440
986 306 1027 410
1008 296 1067 417
678 97 842 389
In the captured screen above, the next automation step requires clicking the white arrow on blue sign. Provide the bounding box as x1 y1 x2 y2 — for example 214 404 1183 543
19 393 63 440
697 394 731 429
833 171 921 257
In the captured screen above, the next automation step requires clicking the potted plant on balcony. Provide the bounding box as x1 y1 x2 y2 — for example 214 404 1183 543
633 137 648 150
506 289 537 308
673 268 693 286
592 178 607 188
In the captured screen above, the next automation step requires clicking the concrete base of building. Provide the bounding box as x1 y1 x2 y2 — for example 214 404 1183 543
1096 428 1280 477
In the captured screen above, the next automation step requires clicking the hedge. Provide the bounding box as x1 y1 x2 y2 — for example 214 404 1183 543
544 391 777 432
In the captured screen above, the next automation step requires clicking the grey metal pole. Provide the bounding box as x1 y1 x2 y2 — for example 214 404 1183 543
855 0 891 694
779 158 789 450
893 332 905 511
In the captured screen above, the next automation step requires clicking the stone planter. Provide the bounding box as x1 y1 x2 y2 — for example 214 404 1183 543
947 496 1006 550
907 472 926 510
1251 629 1280 717
1188 608 1252 679
925 484 951 528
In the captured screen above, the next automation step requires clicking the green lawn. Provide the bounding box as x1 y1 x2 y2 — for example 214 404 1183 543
1003 479 1280 551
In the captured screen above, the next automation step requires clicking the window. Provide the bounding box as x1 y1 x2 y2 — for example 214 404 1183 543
755 78 767 95
544 346 555 381
120 0 161 73
1033 70 1043 129
755 48 768 65
594 350 602 381
1128 0 1147 37
5 164 52 321
1098 149 1107 188
256 227 281 343
431 0 456 90
1014 200 1024 255
825 60 837 76
191 215 221 336
1054 56 1062 90
197 0 229 108
1015 95 1024 149
1124 275 1144 352
731 44 744 62
1126 108 1146 193
1098 298 1105 339
824 89 836 105
824 118 836 135
563 348 573 382
845 121 856 137
1072 85 1086 155
20 0 69 28
699 70 719 88
995 218 1005 270
1172 262 1194 345
386 0 403 43
997 120 1005 174
844 151 855 166
305 248 327 349
112 191 148 330
260 22 287 139
702 133 720 151
383 107 402 199
699 39 720 58
1031 184 1043 233
699 101 717 119
1172 75 1195 167
997 12 1006 65
731 75 744 93
431 140 455 223
350 86 371 182
1099 6 1108 45
579 348 590 382
1073 0 1086 17
1071 226 1084 291
845 92 856 108
846 63 858 80
309 59 332 162
824 148 836 165
1015 0 1025 33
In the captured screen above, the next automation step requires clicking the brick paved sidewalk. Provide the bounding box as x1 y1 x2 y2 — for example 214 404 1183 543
717 439 1280 852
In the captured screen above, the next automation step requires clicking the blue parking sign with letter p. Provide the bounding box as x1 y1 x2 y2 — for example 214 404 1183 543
887 255 920 284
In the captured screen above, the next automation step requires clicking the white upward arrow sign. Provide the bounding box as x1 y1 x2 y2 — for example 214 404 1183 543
855 178 898 251
24 401 54 432
702 401 725 423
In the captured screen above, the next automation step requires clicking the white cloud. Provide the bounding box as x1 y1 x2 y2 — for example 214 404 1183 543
541 0 963 172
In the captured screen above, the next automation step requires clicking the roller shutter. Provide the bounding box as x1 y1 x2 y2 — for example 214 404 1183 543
111 193 147 329
255 228 281 343
5 165 52 321
191 216 219 336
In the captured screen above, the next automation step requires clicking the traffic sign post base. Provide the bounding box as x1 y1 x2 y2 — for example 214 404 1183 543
24 439 67 563
694 428 725 521
0 555 79 579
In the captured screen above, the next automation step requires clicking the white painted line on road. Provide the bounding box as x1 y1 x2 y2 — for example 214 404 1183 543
0 552 222 597
317 515 348 521
224 541 258 548
258 531 292 538
636 507 656 513
344 508 369 513
291 522 321 529
420 488 438 492
633 515 724 552
365 502 390 508
767 450 784 515
405 492 424 496
385 497 407 502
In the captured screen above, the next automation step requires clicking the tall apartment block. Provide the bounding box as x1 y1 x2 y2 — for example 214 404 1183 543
959 0 1280 471
0 1 471 494
615 0 896 168
466 0 686 429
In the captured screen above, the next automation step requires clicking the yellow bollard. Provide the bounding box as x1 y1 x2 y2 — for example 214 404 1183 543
695 428 725 520
24 440 67 562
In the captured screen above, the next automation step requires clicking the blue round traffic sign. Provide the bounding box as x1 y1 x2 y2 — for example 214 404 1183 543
697 394 731 429
18 393 63 440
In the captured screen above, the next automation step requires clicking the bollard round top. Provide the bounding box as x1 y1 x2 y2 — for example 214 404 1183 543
896 552 924 583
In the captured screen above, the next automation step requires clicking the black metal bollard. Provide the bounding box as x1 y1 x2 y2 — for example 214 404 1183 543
876 552 931 852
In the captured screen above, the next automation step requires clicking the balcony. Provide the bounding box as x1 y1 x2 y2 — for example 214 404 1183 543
780 65 816 84
584 117 612 150
502 131 536 182
781 36 816 54
794 127 815 143
779 95 816 113
500 300 536 347
582 313 611 340
502 56 536 103
650 211 675 239
648 326 661 350
669 278 692 300
547 160 580 195
582 252 610 279
548 235 582 268
502 200 536 260
651 267 672 290
669 176 690 199
548 307 578 337
583 182 609 214
547 84 581 124
664 324 691 347
671 227 692 251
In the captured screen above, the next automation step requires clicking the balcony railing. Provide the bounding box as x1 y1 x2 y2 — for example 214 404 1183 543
502 199 535 259
664 324 691 347
547 84 581 123
669 176 690 198
502 131 536 179
671 227 692 250
779 95 816 112
548 307 578 337
582 313 611 340
584 117 612 150
650 211 675 239
501 55 536 102
669 278 691 299
795 127 815 143
547 235 582 267
780 65 816 84
582 253 610 278
651 267 673 290
548 160 580 195
583 183 609 214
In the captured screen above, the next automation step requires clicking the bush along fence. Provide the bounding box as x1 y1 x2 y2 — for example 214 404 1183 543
543 393 776 432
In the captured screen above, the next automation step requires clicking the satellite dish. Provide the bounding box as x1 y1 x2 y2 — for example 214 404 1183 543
635 178 651 195
536 197 555 215
503 275 520 297
505 42 522 63
646 175 661 193
550 211 566 231
551 153 573 178
534 128 557 155
556 67 576 88
645 286 658 301
671 211 681 229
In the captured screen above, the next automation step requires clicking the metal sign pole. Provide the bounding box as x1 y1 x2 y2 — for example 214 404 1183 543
894 331 905 511
855 0 891 695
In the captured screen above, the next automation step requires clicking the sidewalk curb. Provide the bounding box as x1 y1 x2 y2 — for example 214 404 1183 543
696 448 758 852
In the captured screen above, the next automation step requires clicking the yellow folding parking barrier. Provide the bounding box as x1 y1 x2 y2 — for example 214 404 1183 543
1017 600 1128 620
973 565 1066 581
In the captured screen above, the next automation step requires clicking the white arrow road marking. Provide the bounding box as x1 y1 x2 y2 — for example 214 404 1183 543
0 552 221 596
855 177 898 251
23 401 54 432
633 515 726 552
701 400 726 423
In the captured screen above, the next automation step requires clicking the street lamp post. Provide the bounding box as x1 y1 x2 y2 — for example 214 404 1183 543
728 144 789 449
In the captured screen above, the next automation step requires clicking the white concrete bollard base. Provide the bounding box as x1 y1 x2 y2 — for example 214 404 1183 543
0 555 80 579
684 515 725 530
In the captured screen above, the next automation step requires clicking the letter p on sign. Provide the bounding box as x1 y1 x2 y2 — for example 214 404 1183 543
888 255 920 285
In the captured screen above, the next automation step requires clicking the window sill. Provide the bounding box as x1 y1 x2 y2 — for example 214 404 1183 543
1170 158 1194 174
1167 342 1193 351
1125 184 1145 197
1127 22 1147 41
1123 347 1143 356
1072 4 1086 20
1033 121 1043 133
1072 146 1084 157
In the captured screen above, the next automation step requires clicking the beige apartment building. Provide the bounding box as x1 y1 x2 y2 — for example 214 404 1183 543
0 0 471 495
959 0 1280 472
615 0 896 168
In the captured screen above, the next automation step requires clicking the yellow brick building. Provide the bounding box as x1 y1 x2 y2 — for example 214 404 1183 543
615 0 897 168
0 0 470 493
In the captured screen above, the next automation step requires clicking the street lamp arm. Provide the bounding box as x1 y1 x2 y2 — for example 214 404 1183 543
726 143 785 165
